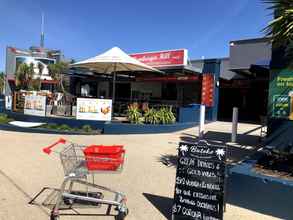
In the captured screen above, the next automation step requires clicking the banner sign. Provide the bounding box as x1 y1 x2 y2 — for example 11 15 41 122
172 140 226 220
76 98 112 121
24 95 46 116
130 49 187 67
269 69 293 120
201 74 215 107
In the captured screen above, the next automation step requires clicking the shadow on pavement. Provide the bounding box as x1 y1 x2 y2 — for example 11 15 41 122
153 130 293 219
144 175 293 220
142 193 173 220
227 173 293 220
158 131 262 167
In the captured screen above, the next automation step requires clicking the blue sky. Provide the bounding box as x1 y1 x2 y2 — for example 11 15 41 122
0 0 272 71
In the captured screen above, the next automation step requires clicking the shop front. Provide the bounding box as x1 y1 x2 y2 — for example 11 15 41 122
4 47 217 134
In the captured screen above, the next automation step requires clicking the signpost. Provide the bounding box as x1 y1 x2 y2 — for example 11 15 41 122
76 98 112 121
172 140 227 220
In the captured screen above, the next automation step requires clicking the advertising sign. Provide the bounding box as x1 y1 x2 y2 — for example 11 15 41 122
130 49 188 67
269 69 293 120
5 96 12 110
15 56 55 80
24 95 46 116
76 98 112 121
201 74 215 107
172 140 226 220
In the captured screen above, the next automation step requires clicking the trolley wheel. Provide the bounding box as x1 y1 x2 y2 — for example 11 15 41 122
50 214 59 220
115 208 129 220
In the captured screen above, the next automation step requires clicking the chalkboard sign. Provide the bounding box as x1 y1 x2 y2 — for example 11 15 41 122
172 140 227 220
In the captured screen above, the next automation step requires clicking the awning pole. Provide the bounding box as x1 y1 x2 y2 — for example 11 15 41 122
112 63 117 112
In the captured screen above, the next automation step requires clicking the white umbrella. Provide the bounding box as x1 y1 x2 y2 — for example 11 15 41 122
71 47 162 104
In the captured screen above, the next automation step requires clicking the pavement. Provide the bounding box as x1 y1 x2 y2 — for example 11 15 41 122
0 121 281 220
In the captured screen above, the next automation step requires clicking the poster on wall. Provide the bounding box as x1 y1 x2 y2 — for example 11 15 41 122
269 69 293 120
5 96 12 110
76 98 112 121
24 95 46 116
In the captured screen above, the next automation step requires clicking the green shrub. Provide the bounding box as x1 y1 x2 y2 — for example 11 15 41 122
127 104 143 124
157 107 176 124
82 125 93 132
0 114 13 124
45 123 58 130
57 124 72 131
144 108 160 124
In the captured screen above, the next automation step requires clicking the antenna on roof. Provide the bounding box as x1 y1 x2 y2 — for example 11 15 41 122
40 12 45 48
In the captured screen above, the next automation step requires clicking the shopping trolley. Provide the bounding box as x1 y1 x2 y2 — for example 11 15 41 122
33 138 128 220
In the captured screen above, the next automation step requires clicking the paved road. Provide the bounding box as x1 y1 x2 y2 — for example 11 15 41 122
0 122 281 219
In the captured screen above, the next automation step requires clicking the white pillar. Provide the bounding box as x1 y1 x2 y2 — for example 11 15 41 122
231 107 238 142
199 105 205 138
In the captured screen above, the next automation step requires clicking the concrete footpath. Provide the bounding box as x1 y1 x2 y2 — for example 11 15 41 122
0 122 280 219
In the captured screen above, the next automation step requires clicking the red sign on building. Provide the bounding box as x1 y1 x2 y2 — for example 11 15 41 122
130 49 187 67
201 74 215 107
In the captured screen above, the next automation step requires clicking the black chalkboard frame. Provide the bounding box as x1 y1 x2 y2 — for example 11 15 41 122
172 139 228 220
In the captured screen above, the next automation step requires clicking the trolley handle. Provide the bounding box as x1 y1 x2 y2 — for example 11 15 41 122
42 138 66 155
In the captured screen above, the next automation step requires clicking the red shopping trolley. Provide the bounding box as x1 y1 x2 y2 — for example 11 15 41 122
32 138 128 220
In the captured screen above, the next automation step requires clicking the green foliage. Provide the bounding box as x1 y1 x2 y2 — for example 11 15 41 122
82 124 93 132
40 123 94 133
157 107 176 124
0 72 4 94
263 0 293 66
37 62 44 76
127 104 143 124
263 0 293 45
48 62 69 93
57 124 72 131
0 113 13 124
16 63 29 90
44 123 58 130
144 108 160 124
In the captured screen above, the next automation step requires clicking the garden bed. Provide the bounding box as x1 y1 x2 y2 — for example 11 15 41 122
253 152 293 181
0 113 101 135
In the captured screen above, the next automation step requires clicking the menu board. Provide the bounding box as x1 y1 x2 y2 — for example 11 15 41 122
201 74 214 107
273 95 291 118
24 95 46 116
172 140 226 220
76 98 112 121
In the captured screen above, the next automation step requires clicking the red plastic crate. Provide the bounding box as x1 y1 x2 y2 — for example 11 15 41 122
83 145 125 171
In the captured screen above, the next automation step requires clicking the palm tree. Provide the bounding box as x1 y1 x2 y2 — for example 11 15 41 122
263 0 293 65
15 63 29 90
263 0 293 45
48 61 69 93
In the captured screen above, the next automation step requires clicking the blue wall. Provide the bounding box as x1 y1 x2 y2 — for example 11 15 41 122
202 59 221 121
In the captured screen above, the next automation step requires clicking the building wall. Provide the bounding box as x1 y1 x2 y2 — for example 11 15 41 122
131 82 162 98
230 38 271 70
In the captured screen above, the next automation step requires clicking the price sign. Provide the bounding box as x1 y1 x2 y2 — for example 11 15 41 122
172 140 226 220
201 74 215 107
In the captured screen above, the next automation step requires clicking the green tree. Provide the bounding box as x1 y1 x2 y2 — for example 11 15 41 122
263 0 293 65
264 0 293 45
15 63 29 90
0 72 4 94
37 62 44 76
47 61 69 93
